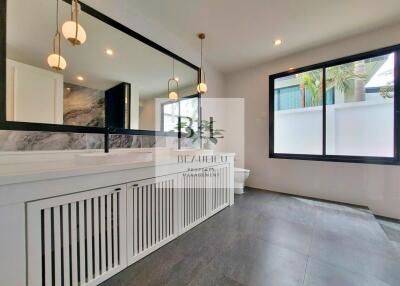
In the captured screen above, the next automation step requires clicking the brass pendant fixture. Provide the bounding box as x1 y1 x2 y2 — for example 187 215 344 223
47 0 67 71
62 0 87 46
197 33 208 94
168 59 179 100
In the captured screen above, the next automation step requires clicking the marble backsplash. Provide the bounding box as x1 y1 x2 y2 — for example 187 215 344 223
0 130 198 152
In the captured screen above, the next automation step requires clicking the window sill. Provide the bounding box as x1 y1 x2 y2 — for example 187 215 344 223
269 153 400 166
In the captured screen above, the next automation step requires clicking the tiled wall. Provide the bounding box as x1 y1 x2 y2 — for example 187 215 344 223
0 130 198 152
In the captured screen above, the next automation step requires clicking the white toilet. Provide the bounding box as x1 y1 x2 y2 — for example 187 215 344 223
234 168 250 194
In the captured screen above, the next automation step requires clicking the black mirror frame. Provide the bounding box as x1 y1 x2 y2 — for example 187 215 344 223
0 0 201 138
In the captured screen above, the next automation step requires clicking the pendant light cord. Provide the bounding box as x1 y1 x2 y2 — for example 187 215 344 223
201 38 203 69
56 0 59 31
52 0 61 68
75 0 79 40
168 59 178 97
71 0 79 43
200 36 206 83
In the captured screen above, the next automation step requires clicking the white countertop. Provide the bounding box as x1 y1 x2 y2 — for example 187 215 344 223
0 149 235 186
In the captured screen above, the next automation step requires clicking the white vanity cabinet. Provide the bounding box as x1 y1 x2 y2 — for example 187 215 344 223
26 185 127 286
126 174 178 265
0 154 235 286
178 163 231 234
125 163 233 267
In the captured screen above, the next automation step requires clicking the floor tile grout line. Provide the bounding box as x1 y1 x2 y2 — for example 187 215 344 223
307 204 319 254
302 204 319 285
301 255 311 286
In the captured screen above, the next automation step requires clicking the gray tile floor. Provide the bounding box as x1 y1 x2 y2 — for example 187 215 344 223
101 188 400 286
377 217 400 256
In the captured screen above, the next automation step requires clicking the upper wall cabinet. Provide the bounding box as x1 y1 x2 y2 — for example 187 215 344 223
4 0 199 133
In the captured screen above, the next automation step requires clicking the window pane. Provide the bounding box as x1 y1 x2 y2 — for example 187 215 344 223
326 53 394 157
274 69 323 154
180 97 199 132
163 102 179 132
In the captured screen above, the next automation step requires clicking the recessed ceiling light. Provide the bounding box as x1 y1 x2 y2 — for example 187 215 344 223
274 39 282 46
77 76 84 81
105 49 114 56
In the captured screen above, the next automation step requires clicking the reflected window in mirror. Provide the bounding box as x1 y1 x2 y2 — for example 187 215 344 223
161 96 200 133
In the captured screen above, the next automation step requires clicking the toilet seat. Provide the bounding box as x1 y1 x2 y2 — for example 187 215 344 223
235 168 250 173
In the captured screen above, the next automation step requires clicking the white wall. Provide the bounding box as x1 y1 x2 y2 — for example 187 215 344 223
226 23 400 219
201 98 245 167
139 98 156 131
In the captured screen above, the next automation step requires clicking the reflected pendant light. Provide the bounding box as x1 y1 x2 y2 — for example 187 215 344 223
168 59 179 100
47 0 67 71
62 0 87 46
197 33 208 94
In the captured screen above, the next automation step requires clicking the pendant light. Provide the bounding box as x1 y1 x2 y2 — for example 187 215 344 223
168 59 179 100
62 0 87 46
197 33 208 94
47 0 67 71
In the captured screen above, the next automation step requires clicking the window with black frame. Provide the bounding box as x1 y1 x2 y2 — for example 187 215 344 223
270 46 399 164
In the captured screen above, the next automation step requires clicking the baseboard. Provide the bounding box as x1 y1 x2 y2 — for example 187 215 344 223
244 186 370 210
374 214 400 224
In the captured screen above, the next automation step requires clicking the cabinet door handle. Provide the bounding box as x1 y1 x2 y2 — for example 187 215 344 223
132 184 139 187
114 188 122 192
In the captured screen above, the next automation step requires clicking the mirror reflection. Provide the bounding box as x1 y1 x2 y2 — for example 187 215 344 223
6 0 199 131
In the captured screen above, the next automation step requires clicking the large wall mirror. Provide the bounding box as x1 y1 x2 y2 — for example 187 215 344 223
1 0 200 135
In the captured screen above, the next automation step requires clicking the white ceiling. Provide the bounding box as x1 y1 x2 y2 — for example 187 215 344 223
6 0 198 98
127 0 400 73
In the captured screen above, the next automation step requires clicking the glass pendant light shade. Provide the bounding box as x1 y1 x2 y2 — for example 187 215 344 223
197 82 208 94
48 0 67 71
47 53 67 70
168 91 178 100
62 21 86 45
62 0 86 45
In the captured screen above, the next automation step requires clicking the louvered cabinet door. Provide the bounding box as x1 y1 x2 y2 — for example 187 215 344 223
26 185 127 286
178 171 208 233
126 175 178 265
207 164 231 215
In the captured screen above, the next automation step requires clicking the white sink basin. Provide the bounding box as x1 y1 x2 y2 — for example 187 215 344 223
76 150 153 164
171 149 214 156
